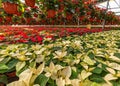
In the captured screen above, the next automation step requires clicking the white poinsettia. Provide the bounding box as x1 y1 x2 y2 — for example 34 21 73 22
58 66 72 85
45 44 54 48
31 44 42 50
16 61 26 72
116 71 120 77
62 40 71 45
74 40 82 46
58 66 71 78
43 50 51 56
56 77 65 86
10 50 29 61
17 55 28 61
30 62 45 85
8 62 45 86
104 74 117 85
80 62 89 70
65 77 71 85
108 62 120 71
19 69 33 86
36 55 45 63
34 62 45 75
44 62 72 85
83 55 95 66
79 70 92 81
77 54 82 59
86 43 93 48
34 47 46 55
106 67 116 75
6 44 19 50
0 50 9 55
53 50 67 59
7 80 26 86
71 79 80 86
109 53 120 62
25 52 33 55
44 62 63 79
0 57 4 62
33 84 40 86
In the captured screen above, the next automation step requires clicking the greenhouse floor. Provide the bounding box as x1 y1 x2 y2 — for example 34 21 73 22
0 27 120 86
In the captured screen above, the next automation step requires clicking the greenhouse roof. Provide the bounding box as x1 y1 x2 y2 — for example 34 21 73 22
96 0 120 15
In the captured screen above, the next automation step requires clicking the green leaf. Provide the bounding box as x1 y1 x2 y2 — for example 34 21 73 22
30 61 36 68
0 59 18 73
0 69 9 73
16 61 26 72
0 0 2 8
7 59 19 70
47 78 57 86
34 74 49 86
90 74 105 83
16 65 28 76
111 80 120 86
114 53 120 58
52 47 62 51
90 82 101 86
0 57 11 64
88 51 95 59
0 75 8 84
70 69 78 79
82 79 92 86
0 64 8 70
92 67 102 74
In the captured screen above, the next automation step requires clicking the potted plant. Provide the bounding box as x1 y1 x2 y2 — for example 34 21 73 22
2 0 20 14
25 0 35 8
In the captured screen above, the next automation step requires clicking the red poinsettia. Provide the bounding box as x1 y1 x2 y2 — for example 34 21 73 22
6 16 12 22
34 13 38 17
58 4 64 13
66 13 73 20
15 12 22 16
25 0 35 8
26 18 32 24
0 35 5 41
47 10 56 18
79 16 85 21
58 0 64 2
45 35 54 40
36 36 43 42
71 0 79 4
0 18 3 22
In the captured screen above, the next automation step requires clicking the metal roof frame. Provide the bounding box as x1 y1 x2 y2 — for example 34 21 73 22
96 0 120 29
97 0 120 15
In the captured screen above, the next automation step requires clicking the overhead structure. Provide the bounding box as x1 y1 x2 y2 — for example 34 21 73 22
96 0 120 15
96 0 120 29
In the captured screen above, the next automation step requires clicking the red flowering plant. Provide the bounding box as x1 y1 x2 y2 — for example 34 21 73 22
0 0 120 25
0 12 5 25
1 0 24 15
25 0 35 8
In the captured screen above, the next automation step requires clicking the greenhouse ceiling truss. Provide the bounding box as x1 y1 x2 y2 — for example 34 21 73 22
96 0 120 29
97 0 120 15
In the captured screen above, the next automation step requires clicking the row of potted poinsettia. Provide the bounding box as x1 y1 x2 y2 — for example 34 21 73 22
0 27 111 44
0 0 119 25
1 30 120 86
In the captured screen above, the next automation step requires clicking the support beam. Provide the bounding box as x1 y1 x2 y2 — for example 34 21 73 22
102 0 110 29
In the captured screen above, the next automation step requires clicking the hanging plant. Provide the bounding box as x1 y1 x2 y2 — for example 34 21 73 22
2 0 20 14
3 2 18 14
25 0 35 8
